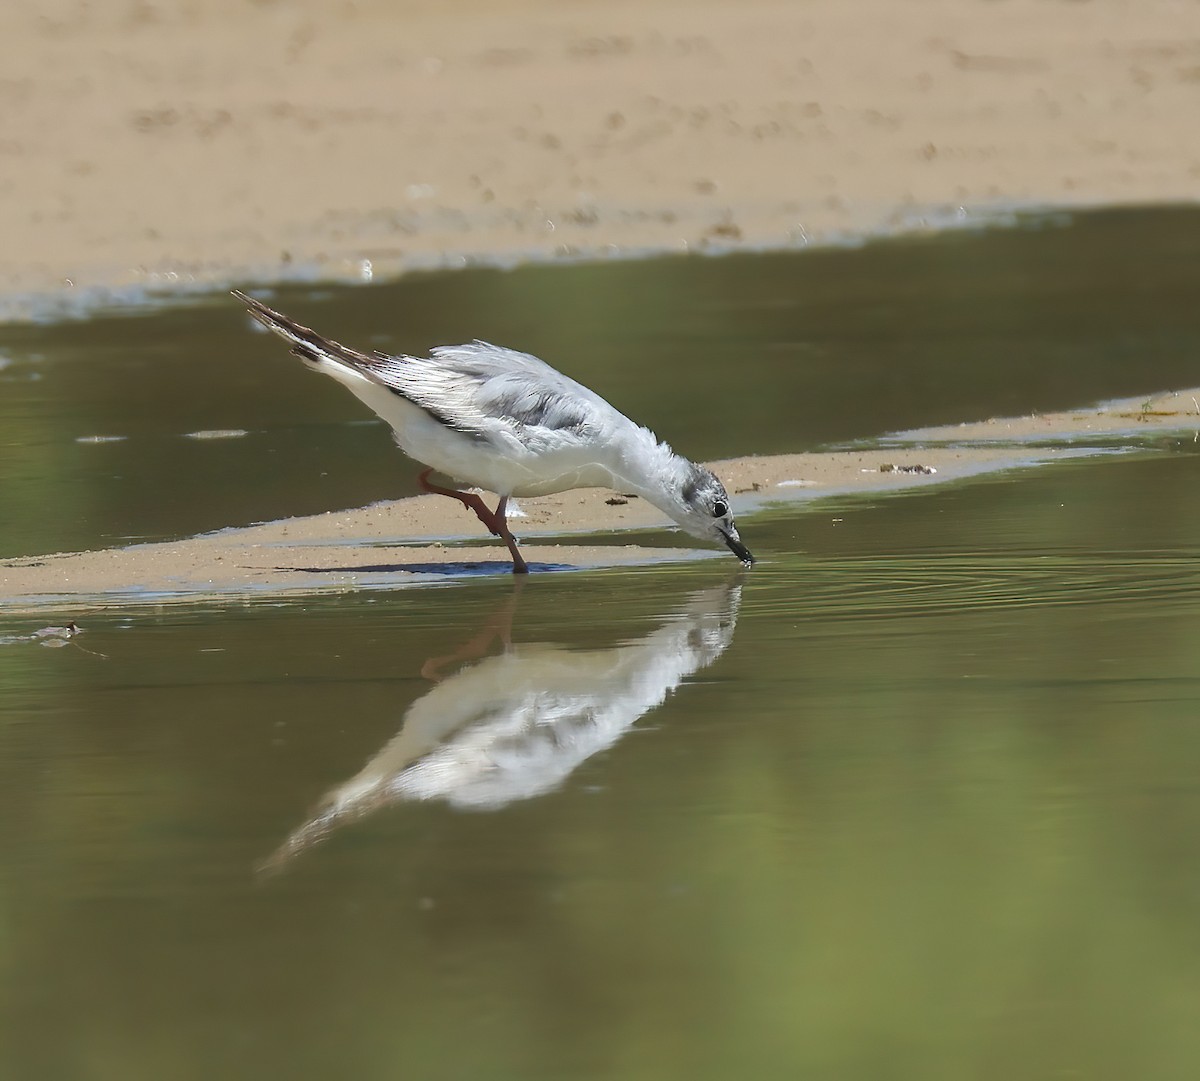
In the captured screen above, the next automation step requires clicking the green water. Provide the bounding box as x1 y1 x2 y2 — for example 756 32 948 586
2 205 1199 558
2 207 1200 1079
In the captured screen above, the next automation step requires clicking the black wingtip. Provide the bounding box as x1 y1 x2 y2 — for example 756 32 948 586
231 288 270 315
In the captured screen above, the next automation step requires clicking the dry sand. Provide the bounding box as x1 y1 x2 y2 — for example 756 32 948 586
1 0 1198 307
2 0 1197 606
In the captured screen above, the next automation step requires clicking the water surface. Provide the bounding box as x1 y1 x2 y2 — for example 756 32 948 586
2 205 1199 558
2 207 1200 1079
3 451 1200 1079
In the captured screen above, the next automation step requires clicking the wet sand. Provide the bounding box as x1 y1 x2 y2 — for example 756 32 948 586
3 389 1196 610
1 0 1198 311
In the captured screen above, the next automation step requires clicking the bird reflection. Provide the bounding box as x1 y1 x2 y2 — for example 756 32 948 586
262 577 742 872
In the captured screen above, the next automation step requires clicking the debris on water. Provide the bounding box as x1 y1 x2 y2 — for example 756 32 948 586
0 622 108 657
2 621 77 646
877 463 937 475
183 429 249 440
776 479 816 487
76 434 128 444
36 621 78 641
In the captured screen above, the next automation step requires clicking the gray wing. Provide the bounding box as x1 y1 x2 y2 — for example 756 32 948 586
371 341 620 442
232 292 618 449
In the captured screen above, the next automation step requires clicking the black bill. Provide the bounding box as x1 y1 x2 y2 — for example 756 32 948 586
721 530 755 567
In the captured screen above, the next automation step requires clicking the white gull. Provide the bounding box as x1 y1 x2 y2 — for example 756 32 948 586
233 290 753 572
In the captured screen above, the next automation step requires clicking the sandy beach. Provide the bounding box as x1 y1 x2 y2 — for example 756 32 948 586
2 0 1197 300
2 0 1198 604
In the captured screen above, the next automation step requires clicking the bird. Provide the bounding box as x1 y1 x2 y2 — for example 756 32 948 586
232 290 753 573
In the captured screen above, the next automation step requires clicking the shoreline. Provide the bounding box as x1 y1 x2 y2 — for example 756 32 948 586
3 389 1196 611
2 0 1198 308
0 198 1056 325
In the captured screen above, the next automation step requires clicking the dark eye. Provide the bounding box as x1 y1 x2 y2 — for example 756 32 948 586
712 499 728 518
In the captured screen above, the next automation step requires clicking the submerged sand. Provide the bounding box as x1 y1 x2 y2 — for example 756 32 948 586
3 389 1196 610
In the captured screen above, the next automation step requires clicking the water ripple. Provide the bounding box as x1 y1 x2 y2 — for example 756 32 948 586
756 548 1200 621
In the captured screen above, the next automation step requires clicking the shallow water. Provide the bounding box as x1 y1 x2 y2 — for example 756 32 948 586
2 205 1199 558
3 452 1200 1079
3 207 1200 1079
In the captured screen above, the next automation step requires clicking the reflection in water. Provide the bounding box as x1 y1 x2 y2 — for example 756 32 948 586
264 578 742 871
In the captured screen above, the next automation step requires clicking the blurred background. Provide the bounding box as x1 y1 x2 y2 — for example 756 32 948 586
0 0 1195 300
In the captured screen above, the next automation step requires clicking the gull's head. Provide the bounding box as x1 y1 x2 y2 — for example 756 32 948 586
670 466 754 566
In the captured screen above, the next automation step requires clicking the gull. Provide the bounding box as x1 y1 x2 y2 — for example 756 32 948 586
232 290 753 572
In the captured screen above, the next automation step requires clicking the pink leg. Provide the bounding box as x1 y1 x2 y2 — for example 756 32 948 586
493 496 529 575
420 581 524 681
418 469 528 574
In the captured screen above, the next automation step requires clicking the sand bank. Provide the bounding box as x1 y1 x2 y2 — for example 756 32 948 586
3 390 1196 610
0 0 1197 311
